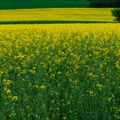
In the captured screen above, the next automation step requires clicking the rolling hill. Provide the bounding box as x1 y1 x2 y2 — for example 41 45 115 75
0 0 90 9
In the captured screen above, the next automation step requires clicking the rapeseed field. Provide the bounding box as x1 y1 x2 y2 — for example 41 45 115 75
0 24 120 119
0 8 114 23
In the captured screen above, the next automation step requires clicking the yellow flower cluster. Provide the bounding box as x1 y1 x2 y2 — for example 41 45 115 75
0 24 120 119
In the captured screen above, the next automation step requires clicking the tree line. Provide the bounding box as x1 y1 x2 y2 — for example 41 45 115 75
89 0 120 7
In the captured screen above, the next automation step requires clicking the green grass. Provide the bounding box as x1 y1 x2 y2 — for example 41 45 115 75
0 8 115 23
0 0 90 9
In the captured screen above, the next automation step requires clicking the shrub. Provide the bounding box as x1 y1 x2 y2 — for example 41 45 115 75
112 8 120 22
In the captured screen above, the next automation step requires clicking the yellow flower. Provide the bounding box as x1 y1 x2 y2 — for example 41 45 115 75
87 90 96 97
4 87 11 94
12 96 19 102
50 74 55 79
40 85 47 89
3 79 12 85
96 83 104 90
15 52 25 59
0 70 4 75
33 85 39 89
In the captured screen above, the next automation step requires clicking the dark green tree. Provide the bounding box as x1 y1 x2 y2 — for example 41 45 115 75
90 0 120 7
112 8 120 22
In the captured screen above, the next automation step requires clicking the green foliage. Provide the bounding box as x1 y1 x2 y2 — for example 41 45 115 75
90 0 120 7
0 0 90 9
112 8 120 22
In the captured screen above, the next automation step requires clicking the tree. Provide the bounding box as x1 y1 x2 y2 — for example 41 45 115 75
112 8 120 22
90 0 120 7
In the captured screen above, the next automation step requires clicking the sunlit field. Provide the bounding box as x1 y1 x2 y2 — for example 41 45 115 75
0 8 114 23
0 24 120 119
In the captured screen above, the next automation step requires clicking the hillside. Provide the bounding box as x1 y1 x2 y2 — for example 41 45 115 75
0 0 90 9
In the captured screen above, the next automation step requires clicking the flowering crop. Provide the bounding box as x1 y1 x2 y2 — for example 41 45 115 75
0 8 113 22
0 24 120 120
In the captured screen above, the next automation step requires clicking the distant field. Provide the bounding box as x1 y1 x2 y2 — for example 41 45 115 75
0 8 115 23
0 0 90 9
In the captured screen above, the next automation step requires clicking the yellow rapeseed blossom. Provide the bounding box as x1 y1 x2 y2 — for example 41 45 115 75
40 85 47 89
4 87 11 94
96 83 104 90
3 79 12 85
12 96 19 102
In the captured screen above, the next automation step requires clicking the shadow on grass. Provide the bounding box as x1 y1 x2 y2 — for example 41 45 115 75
0 20 116 24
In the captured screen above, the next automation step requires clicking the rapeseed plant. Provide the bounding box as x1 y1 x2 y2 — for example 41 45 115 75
0 24 120 120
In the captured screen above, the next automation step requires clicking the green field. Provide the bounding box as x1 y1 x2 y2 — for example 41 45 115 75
0 0 90 9
0 8 115 24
